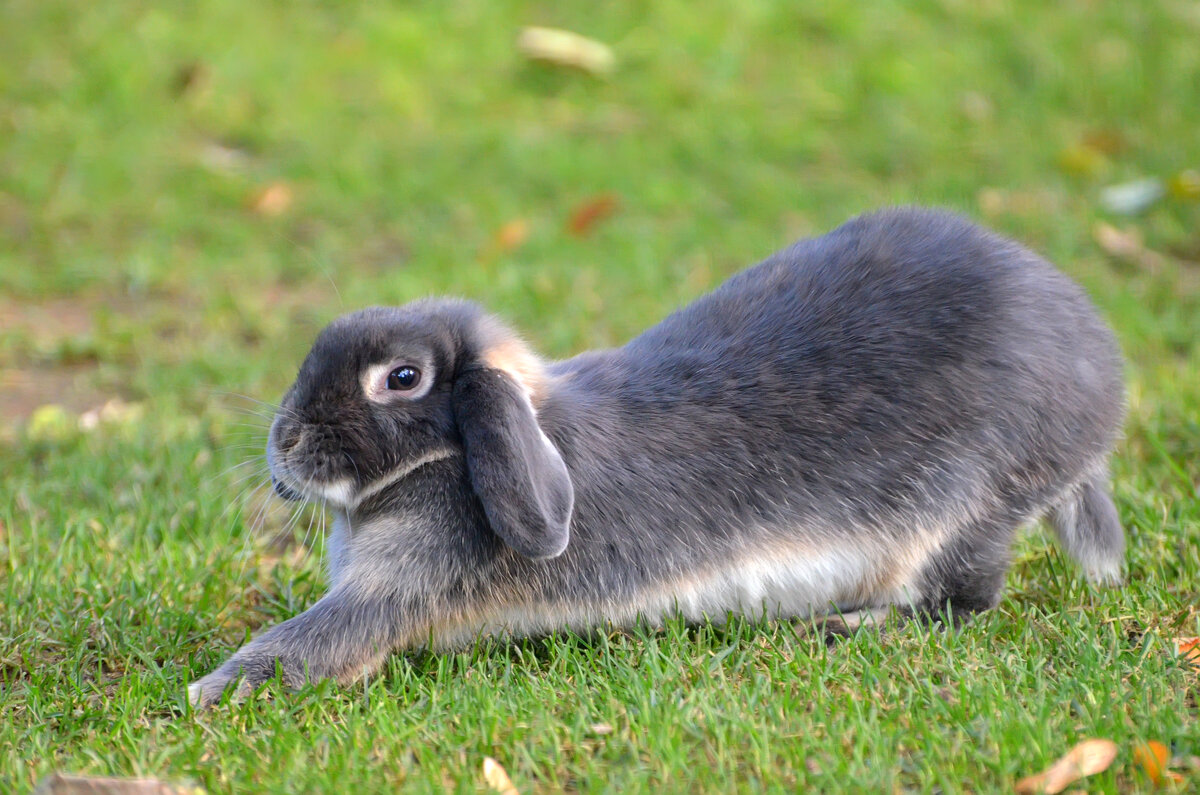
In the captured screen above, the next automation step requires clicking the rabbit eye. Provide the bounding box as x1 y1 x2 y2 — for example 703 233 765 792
386 366 421 390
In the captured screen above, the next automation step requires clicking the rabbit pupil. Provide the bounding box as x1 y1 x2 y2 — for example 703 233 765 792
386 366 420 390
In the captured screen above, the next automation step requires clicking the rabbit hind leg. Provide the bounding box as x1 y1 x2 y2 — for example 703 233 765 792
910 512 1020 624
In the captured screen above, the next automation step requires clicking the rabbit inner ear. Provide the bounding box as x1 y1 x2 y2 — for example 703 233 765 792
453 368 573 560
482 339 546 404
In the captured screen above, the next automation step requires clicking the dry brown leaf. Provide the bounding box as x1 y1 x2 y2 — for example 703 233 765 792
1092 222 1167 273
482 757 519 795
494 219 531 253
1174 637 1200 665
249 182 293 217
1093 222 1143 259
1015 739 1118 794
34 774 205 794
517 27 615 75
1134 740 1170 787
567 194 619 237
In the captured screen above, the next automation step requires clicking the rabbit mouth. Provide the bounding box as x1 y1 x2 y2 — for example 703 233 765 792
272 475 304 501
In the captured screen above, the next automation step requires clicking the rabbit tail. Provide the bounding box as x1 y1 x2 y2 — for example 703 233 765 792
1050 470 1125 585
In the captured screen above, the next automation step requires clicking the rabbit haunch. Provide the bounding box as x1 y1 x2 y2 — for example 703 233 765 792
189 208 1125 706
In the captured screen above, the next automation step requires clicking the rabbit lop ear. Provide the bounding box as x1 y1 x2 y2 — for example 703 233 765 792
452 366 573 560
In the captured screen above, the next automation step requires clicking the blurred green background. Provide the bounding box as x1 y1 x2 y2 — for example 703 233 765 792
2 1 1198 792
3 0 1197 419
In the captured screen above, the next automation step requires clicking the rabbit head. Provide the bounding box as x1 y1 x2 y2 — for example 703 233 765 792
266 298 573 560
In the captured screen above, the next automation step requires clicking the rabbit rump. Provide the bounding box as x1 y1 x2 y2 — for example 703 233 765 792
189 208 1125 706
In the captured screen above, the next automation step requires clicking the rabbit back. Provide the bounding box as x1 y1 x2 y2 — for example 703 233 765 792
513 208 1124 622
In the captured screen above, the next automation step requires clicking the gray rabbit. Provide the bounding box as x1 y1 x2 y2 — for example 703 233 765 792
189 208 1125 707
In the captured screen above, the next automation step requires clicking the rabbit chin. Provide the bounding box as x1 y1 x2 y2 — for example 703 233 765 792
300 478 356 508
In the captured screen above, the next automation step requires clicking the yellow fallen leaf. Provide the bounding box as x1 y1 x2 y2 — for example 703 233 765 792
1134 740 1170 787
1058 142 1108 177
517 27 615 75
482 757 519 795
1015 739 1118 794
27 404 75 441
494 219 531 253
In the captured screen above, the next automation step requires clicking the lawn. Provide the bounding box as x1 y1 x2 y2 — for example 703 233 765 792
2 1 1199 792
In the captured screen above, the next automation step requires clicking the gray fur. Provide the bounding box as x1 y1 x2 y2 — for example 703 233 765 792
189 208 1126 706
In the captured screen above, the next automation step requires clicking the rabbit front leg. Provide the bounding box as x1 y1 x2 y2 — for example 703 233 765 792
187 585 408 708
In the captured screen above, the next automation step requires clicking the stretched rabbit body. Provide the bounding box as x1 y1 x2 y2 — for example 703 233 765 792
190 208 1125 706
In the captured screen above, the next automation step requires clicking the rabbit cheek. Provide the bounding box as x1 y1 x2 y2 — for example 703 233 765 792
349 447 458 511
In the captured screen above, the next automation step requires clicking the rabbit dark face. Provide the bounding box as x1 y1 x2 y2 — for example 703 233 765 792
266 299 573 560
267 303 466 509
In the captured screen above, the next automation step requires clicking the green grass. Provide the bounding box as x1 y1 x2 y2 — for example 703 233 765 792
2 0 1199 791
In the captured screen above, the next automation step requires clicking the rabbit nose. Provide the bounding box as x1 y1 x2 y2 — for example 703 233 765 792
272 476 303 501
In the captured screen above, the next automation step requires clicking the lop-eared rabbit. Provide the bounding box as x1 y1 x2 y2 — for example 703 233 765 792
190 208 1124 706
